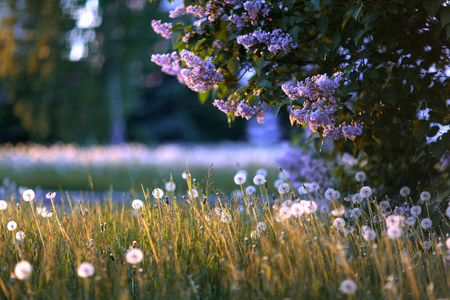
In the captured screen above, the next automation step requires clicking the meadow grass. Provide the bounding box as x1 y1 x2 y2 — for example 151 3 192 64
1 172 450 299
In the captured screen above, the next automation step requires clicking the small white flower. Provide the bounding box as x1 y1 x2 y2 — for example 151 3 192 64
422 241 432 250
165 182 176 192
410 206 422 216
234 173 247 185
45 192 56 199
290 203 304 217
7 221 17 231
16 231 25 241
256 222 267 232
77 262 95 278
420 191 431 201
331 206 346 217
333 218 346 229
256 168 267 177
420 218 432 229
14 261 33 280
362 229 376 241
359 186 372 198
132 199 144 210
0 200 7 210
220 212 232 223
378 200 390 210
301 200 318 214
253 175 266 185
22 189 35 202
250 230 260 239
188 188 198 198
355 171 366 182
352 194 363 204
152 188 164 199
399 186 410 197
325 188 336 200
387 227 402 239
277 183 290 195
125 249 144 264
245 186 256 195
339 279 357 294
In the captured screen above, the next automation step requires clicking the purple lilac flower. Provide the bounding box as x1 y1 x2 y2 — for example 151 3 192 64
213 100 265 123
229 14 249 28
169 5 186 18
151 20 173 39
213 100 235 114
235 102 259 120
341 123 364 140
236 28 297 54
151 52 182 76
213 40 226 49
179 50 223 93
186 5 207 18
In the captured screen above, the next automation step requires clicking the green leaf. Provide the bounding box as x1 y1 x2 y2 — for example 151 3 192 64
296 15 309 23
354 29 365 45
235 85 247 96
440 6 450 27
314 137 323 154
288 26 300 42
331 32 341 50
427 125 440 137
273 102 285 116
318 42 326 61
368 70 380 79
227 58 239 76
317 16 328 34
380 87 396 105
252 57 265 76
311 0 321 11
429 140 445 158
412 120 429 139
306 131 316 143
194 38 207 52
198 90 210 104
423 0 442 16
171 29 182 48
257 79 272 88
351 5 363 20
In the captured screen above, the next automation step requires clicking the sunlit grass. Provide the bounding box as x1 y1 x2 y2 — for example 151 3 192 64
1 170 449 299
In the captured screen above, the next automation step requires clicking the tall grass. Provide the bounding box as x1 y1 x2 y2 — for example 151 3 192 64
1 173 449 299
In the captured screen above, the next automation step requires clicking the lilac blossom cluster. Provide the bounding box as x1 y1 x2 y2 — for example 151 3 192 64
169 4 186 18
282 72 363 140
186 2 225 22
237 29 297 54
213 99 265 123
150 52 185 84
179 50 223 93
229 1 271 28
151 20 173 39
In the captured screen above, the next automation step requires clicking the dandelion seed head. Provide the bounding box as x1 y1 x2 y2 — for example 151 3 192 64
220 212 232 223
256 222 267 232
359 186 372 198
387 227 402 239
188 188 198 198
352 208 362 219
7 221 17 231
234 173 247 185
22 189 35 202
277 183 290 195
246 185 256 195
333 218 346 229
77 262 95 278
274 179 284 189
331 206 345 217
14 261 33 280
420 191 431 201
386 215 405 228
325 188 336 200
182 171 190 179
363 229 376 241
16 231 25 241
45 192 56 199
378 200 390 210
0 200 7 210
301 200 318 214
446 237 450 250
214 207 222 215
410 206 422 216
152 188 164 199
423 241 432 250
446 206 450 218
352 193 363 204
278 206 291 220
253 174 266 185
251 230 260 239
399 186 410 197
421 218 432 229
125 248 144 264
256 168 267 177
132 199 144 210
355 171 366 182
165 182 176 192
339 279 357 294
406 216 416 226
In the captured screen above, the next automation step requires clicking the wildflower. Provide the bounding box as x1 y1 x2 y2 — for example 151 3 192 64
234 173 247 185
77 262 95 278
339 279 357 294
420 218 432 229
253 175 266 185
406 216 416 226
420 191 431 201
331 206 345 217
333 218 346 229
359 186 372 198
256 168 268 177
220 212 232 223
410 206 422 216
246 186 256 195
169 4 186 18
290 203 304 217
362 229 376 241
393 207 405 215
22 189 35 202
125 249 144 264
423 241 432 250
16 231 25 241
251 230 260 239
0 200 7 210
7 221 17 231
277 183 290 195
387 227 402 239
165 182 176 192
45 192 56 199
399 186 410 197
256 222 267 232
301 200 318 214
378 200 390 210
152 188 164 199
14 261 33 280
132 199 144 210
355 171 366 182
352 194 363 204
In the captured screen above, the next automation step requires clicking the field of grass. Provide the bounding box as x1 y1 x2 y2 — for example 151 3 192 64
1 172 450 299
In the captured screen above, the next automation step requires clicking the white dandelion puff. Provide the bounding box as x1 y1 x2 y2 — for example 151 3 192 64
420 191 431 201
132 199 144 210
182 171 190 179
152 188 164 199
220 212 232 223
277 183 290 195
339 279 357 294
16 231 25 241
406 216 416 226
333 218 346 229
256 168 267 177
359 186 372 198
234 173 247 185
165 182 176 192
22 189 35 202
188 188 198 198
333 190 341 200
446 206 450 218
125 249 144 264
0 200 7 210
45 192 56 199
214 207 222 216
387 227 402 239
355 171 366 182
253 175 266 185
245 186 256 195
278 206 291 220
14 261 33 280
352 194 363 204
331 206 346 217
77 262 95 278
410 206 422 216
290 203 304 217
378 200 390 210
298 183 314 194
301 200 318 214
386 215 405 228
362 229 376 241
399 186 410 197
256 222 267 232
352 208 362 219
446 238 450 250
250 230 260 239
325 188 336 200
7 221 17 231
423 241 432 250
420 218 432 229
236 169 248 177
